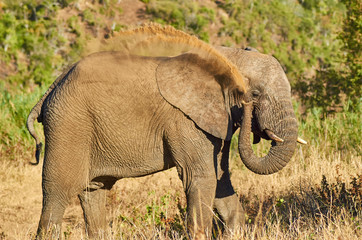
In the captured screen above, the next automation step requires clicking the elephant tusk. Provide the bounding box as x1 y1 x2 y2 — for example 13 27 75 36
297 137 307 145
265 129 284 143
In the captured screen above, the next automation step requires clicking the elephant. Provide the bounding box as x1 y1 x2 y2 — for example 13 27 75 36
27 26 305 238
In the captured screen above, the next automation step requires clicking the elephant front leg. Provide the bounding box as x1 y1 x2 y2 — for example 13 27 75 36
184 176 217 239
165 121 219 238
78 187 108 238
214 184 244 232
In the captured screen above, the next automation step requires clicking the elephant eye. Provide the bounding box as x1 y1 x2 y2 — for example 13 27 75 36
251 90 261 98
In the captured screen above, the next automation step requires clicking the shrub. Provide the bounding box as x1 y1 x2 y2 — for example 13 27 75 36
296 0 361 113
143 0 215 41
218 0 345 85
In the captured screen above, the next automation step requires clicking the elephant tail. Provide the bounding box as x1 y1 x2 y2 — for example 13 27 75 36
27 63 78 165
27 107 43 165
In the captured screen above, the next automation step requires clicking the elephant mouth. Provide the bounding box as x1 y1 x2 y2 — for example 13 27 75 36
241 104 307 146
252 132 261 144
251 120 271 144
251 113 298 145
252 129 283 144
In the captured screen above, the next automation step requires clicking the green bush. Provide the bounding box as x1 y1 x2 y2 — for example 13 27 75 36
218 0 345 84
297 100 361 158
144 0 215 41
297 0 361 113
0 82 47 158
0 0 68 86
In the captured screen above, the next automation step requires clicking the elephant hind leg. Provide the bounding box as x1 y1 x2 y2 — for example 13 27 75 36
78 176 118 237
36 185 70 239
37 176 88 239
37 133 91 238
79 188 108 238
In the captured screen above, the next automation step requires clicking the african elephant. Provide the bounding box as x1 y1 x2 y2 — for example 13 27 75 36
27 26 305 238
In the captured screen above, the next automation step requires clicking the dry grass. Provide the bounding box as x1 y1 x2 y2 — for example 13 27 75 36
0 138 360 239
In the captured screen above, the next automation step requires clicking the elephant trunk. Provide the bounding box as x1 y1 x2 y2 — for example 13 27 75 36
238 101 298 175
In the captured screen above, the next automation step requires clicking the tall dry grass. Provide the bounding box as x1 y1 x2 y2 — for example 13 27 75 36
1 141 360 239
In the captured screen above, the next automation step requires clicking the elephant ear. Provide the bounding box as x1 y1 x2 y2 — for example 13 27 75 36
156 53 233 140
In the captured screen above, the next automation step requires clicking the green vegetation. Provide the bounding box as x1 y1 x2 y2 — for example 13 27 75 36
298 100 361 157
0 0 67 86
0 82 45 158
296 0 361 113
0 0 123 87
218 0 345 84
143 0 216 41
0 0 122 157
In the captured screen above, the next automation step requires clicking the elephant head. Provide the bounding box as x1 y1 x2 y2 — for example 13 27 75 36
217 47 304 175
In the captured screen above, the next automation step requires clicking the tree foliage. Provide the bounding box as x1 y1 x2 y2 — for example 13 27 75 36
0 0 66 86
338 0 361 105
296 0 361 113
143 0 215 42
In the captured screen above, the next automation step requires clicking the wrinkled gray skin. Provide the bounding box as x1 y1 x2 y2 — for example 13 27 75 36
27 47 298 238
